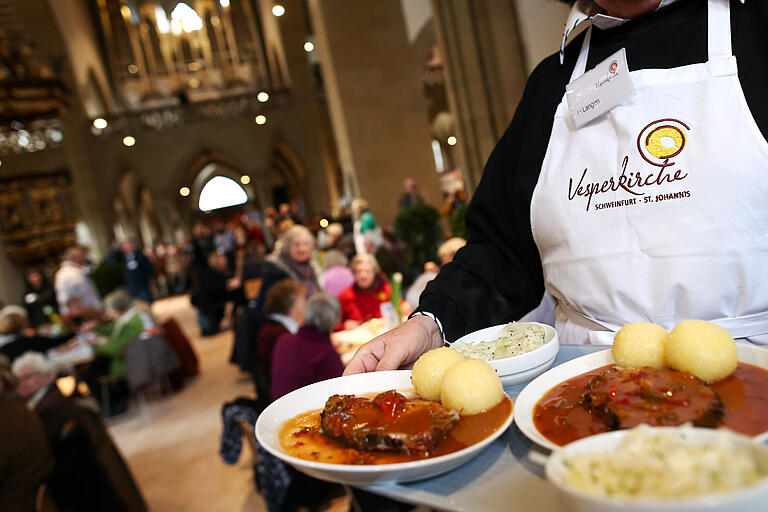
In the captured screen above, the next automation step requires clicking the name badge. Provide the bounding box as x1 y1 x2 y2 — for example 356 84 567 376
566 48 636 128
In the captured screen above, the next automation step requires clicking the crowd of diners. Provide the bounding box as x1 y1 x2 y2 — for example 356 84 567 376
0 182 468 511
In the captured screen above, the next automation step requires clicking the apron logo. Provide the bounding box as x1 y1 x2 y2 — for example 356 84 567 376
567 118 692 211
609 60 618 74
637 118 690 166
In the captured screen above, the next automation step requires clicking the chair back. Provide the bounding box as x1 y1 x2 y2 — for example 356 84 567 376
124 336 181 392
160 318 199 377
244 278 263 301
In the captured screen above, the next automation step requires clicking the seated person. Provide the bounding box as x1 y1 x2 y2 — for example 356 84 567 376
13 352 79 441
13 352 145 511
271 293 344 401
320 250 354 297
405 237 467 307
337 254 392 330
0 306 71 362
0 354 54 512
257 279 306 397
82 290 145 413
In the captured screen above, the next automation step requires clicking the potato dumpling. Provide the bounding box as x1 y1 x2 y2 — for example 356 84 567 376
612 322 668 369
665 319 737 383
412 347 464 400
440 359 504 415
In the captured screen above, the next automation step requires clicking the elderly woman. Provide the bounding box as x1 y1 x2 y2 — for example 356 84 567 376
256 279 306 397
0 354 54 512
0 306 71 363
269 225 321 297
271 293 343 401
337 253 392 330
320 250 354 297
83 289 145 414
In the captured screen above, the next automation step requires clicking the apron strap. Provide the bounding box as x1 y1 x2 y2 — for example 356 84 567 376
569 25 592 83
709 311 768 339
708 0 732 60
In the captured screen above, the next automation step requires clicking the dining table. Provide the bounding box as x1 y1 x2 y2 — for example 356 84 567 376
46 335 96 370
359 344 605 512
331 319 389 365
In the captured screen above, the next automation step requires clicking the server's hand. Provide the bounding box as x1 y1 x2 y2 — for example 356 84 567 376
343 315 443 375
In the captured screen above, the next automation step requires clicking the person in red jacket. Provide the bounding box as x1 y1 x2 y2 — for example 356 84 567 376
337 254 391 331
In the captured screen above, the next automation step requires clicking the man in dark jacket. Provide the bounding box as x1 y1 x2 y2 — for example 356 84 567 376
0 354 54 512
121 240 154 304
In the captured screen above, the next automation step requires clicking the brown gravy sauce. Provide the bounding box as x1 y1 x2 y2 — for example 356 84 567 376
533 362 768 446
279 393 512 465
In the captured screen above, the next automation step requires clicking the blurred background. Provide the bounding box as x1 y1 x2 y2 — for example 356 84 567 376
0 1 570 511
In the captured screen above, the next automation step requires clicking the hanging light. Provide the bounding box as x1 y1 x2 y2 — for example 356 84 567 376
93 118 108 129
304 41 314 52
255 115 267 125
240 175 251 185
257 91 269 102
272 4 285 16
447 136 458 146
180 187 191 197
123 136 136 147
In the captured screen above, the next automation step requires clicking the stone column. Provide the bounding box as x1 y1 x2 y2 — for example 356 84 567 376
431 0 529 192
308 0 441 226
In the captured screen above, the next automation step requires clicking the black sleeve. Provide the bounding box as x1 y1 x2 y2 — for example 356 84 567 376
416 55 568 341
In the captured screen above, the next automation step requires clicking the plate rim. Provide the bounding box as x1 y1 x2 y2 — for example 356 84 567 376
255 369 515 476
514 344 768 451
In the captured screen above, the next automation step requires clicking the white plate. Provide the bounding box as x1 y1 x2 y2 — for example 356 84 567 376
545 427 768 512
255 370 514 484
452 322 560 387
515 344 768 451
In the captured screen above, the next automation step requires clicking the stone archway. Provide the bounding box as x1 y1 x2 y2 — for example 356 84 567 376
187 162 258 213
268 141 307 209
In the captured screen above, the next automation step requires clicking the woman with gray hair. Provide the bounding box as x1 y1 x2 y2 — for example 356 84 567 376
83 289 147 414
269 225 321 297
270 292 343 401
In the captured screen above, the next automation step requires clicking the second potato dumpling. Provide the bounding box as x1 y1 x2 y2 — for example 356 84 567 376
411 346 465 401
612 321 668 369
665 319 737 383
440 359 503 415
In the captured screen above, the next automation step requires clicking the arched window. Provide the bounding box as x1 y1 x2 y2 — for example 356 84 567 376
198 176 248 211
170 2 203 33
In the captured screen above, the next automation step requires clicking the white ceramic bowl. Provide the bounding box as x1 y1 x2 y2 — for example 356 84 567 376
451 322 559 386
545 427 768 512
254 370 514 484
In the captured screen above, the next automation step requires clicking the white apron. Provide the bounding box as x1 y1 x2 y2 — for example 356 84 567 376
531 0 768 345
